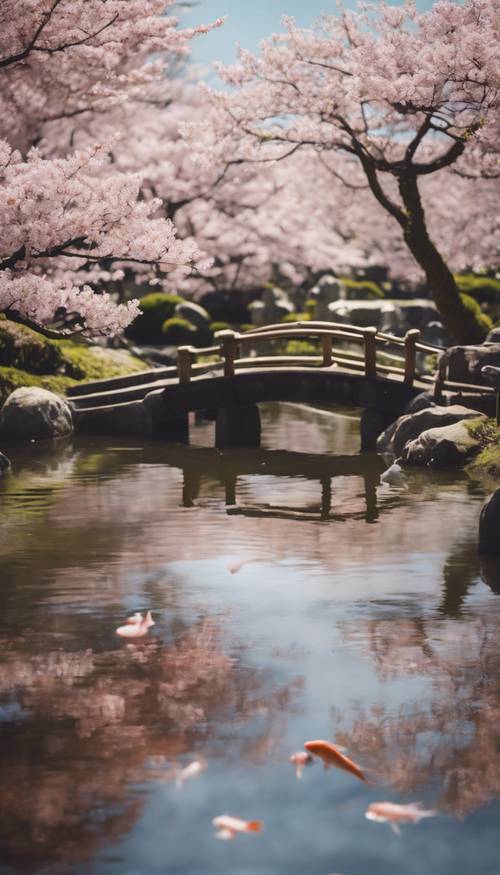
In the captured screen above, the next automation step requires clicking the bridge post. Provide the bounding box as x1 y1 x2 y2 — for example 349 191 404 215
363 328 377 378
177 346 193 384
218 330 239 378
321 335 333 367
359 407 394 452
215 405 261 449
404 329 420 386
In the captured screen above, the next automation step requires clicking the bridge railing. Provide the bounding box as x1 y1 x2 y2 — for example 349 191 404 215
175 321 496 403
176 322 435 387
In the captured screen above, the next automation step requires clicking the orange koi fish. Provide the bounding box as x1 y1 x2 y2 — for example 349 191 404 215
289 751 315 779
115 610 155 638
365 801 436 835
212 815 263 840
304 739 366 783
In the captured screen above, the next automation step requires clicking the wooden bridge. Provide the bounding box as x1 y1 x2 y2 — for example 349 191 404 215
68 322 496 449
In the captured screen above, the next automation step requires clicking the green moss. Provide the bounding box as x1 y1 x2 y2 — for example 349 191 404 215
0 318 148 406
465 418 500 481
283 339 320 356
460 292 493 333
125 292 185 343
281 312 311 323
209 321 233 334
0 366 76 406
455 274 500 304
161 316 197 345
340 278 385 299
56 343 146 381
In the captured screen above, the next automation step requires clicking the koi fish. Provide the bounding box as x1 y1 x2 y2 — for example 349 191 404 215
365 801 437 835
175 760 206 789
289 751 315 779
212 815 263 840
304 740 366 783
115 610 155 638
226 558 255 574
126 612 144 625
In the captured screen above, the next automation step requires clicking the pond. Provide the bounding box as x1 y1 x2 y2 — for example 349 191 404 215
0 403 499 875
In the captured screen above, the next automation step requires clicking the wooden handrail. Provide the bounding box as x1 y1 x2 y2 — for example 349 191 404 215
170 321 495 399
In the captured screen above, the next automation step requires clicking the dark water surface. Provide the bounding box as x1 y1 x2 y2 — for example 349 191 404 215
0 403 499 875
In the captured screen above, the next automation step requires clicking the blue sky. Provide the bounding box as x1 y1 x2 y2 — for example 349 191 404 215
181 0 437 77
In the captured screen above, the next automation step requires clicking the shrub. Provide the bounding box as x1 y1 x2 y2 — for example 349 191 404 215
460 293 493 333
126 292 185 343
281 311 311 323
305 298 316 317
455 274 500 304
209 321 233 335
340 278 385 299
161 317 197 345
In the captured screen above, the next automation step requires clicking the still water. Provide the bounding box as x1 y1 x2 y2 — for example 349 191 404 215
0 403 499 875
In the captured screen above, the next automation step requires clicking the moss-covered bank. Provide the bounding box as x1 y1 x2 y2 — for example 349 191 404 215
0 320 147 406
464 418 500 482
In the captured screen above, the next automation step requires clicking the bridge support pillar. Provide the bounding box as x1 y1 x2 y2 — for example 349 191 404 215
153 412 189 443
215 405 261 449
360 408 395 452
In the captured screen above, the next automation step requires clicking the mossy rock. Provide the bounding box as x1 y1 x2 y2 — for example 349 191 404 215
161 317 197 345
0 367 76 407
0 321 67 374
209 321 233 335
125 293 185 343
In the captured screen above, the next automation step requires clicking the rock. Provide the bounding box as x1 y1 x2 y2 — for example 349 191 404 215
393 300 438 331
248 287 294 326
403 392 436 415
0 387 73 442
377 404 484 457
402 419 485 467
328 299 401 332
175 301 211 331
380 463 405 485
481 365 500 388
438 344 500 385
0 451 10 472
485 327 500 343
310 274 343 320
478 489 500 555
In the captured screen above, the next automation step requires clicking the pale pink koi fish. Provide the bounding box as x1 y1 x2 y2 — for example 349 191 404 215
212 815 263 840
175 760 206 789
365 801 437 835
115 610 154 638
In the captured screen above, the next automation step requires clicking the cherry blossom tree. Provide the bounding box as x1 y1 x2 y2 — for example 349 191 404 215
0 1 220 336
198 0 499 342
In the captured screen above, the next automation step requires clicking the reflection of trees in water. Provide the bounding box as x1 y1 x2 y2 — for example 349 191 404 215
0 617 300 873
335 614 500 818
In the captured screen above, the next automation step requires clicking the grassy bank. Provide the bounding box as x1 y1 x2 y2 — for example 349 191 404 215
0 320 148 406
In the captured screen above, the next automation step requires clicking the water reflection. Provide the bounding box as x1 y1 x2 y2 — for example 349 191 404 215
0 404 498 875
335 611 500 818
0 616 301 872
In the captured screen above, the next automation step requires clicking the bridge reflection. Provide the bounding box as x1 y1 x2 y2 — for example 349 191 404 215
168 444 385 523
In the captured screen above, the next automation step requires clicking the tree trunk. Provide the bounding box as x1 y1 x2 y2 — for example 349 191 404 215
398 176 486 345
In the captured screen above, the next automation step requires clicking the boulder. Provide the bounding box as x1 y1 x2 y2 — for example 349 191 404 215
438 344 500 385
175 301 210 331
0 451 10 472
328 299 401 332
393 299 439 332
478 489 500 555
377 404 484 457
402 419 485 467
0 387 73 442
